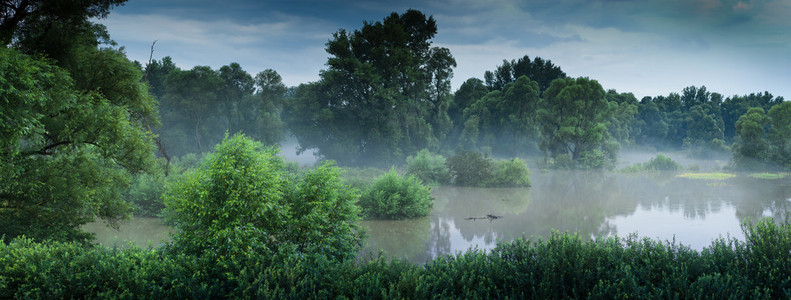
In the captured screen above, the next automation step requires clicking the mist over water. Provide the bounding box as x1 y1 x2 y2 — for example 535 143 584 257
361 169 791 263
87 155 791 264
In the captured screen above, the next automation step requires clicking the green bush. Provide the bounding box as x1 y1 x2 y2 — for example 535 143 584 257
622 154 682 172
358 169 433 219
446 151 493 187
405 149 450 185
124 172 167 217
340 167 387 189
447 152 530 187
3 217 791 298
489 158 531 187
163 134 363 261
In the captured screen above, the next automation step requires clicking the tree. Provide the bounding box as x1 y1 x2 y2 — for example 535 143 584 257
484 55 566 92
284 10 455 166
458 76 541 155
537 77 616 169
732 107 769 170
218 62 254 135
0 47 155 242
768 102 791 168
163 134 363 261
160 66 224 155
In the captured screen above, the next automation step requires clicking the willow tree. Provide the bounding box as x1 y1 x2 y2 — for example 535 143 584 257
285 10 456 166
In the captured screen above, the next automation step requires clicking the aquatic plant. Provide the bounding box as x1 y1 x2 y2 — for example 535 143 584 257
405 149 451 185
677 172 736 180
358 169 433 220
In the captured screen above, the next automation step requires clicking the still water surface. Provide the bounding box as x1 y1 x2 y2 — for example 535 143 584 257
86 170 791 263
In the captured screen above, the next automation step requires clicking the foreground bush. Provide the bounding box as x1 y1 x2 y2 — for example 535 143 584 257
357 169 433 219
2 218 790 298
405 149 451 185
163 134 363 261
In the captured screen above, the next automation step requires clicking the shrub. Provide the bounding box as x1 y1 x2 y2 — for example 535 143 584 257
340 167 387 189
446 151 493 187
163 134 363 261
446 152 531 187
124 172 167 217
405 149 450 185
358 169 433 219
489 158 531 187
622 154 682 172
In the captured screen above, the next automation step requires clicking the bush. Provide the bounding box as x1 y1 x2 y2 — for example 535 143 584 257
622 154 682 172
446 151 493 187
489 158 531 187
163 134 363 261
4 217 791 298
124 172 167 217
340 167 387 189
405 149 450 185
447 152 531 187
358 169 433 219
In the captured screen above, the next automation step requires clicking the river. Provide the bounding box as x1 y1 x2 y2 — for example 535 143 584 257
85 168 791 263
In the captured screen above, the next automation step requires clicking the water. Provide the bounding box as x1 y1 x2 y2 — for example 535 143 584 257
85 170 791 264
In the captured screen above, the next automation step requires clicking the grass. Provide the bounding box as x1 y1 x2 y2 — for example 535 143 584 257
676 172 736 180
748 172 788 180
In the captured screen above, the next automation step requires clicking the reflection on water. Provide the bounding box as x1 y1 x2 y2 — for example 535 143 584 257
363 171 791 263
84 170 791 263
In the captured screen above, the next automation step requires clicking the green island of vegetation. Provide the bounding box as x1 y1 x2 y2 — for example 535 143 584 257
2 1 791 297
677 173 737 180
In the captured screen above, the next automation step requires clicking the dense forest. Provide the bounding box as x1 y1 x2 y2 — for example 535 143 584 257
2 1 791 297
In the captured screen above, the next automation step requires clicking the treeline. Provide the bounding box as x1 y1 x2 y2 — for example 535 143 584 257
137 10 788 171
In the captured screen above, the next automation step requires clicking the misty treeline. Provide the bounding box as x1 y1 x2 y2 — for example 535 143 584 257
142 11 788 170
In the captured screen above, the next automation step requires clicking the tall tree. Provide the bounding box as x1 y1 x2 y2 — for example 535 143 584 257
484 55 566 92
537 77 617 169
0 47 155 242
768 102 791 168
732 107 769 170
161 66 223 155
218 62 255 134
285 10 455 165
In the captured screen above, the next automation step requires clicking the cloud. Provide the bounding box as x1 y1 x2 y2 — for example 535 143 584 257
100 0 791 98
101 12 330 86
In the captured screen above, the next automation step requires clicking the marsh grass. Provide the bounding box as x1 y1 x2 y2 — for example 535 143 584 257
677 172 736 180
748 172 788 180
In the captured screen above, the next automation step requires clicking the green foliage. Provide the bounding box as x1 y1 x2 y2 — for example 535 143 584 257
768 101 791 168
489 158 531 187
458 76 542 156
284 10 455 166
446 152 530 187
163 134 363 260
537 77 619 169
405 149 450 185
358 169 434 220
483 55 566 92
124 172 167 217
446 151 494 187
340 167 388 189
4 218 791 298
0 47 156 242
622 154 682 172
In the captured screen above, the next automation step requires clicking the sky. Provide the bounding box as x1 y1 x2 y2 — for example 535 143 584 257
99 0 791 99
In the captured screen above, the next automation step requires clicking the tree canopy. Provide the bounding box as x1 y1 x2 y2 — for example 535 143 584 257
285 9 456 166
0 47 155 241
